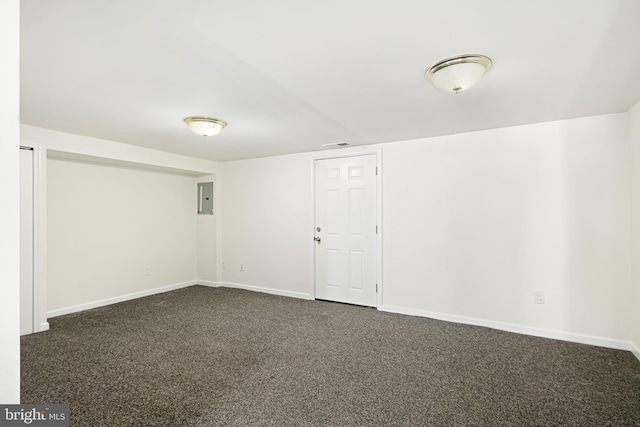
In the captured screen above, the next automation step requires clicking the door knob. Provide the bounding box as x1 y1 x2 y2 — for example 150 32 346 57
314 236 321 244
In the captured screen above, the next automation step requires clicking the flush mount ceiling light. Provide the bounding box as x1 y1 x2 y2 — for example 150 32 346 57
425 54 492 94
184 116 227 136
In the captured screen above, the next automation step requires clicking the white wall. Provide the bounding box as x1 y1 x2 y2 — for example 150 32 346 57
382 113 631 343
219 153 314 298
20 126 219 316
47 157 199 312
19 111 637 352
629 100 640 357
220 113 633 347
0 0 20 403
219 146 377 297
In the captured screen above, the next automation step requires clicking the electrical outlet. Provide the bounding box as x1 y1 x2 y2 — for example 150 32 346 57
240 262 245 272
534 290 544 304
221 261 226 270
145 266 151 276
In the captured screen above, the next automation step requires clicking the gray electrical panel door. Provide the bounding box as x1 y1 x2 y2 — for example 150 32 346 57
198 182 213 215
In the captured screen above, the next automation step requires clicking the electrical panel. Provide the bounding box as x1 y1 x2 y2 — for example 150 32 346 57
198 182 213 215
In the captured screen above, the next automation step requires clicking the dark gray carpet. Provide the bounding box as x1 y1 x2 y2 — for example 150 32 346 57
21 286 640 426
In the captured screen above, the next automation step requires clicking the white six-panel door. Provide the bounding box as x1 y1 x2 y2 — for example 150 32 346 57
315 154 377 307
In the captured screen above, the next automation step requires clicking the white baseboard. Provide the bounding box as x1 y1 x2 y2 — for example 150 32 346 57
42 281 640 363
631 341 640 362
379 304 634 353
217 281 312 300
47 280 198 318
195 280 220 288
45 280 309 319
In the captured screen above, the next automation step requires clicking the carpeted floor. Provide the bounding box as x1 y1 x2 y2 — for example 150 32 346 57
21 286 640 426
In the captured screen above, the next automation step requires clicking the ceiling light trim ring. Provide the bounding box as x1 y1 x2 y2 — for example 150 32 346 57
426 54 492 77
184 116 228 137
425 54 493 93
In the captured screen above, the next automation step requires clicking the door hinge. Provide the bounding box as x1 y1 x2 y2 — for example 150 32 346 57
376 283 378 292
376 225 378 234
376 166 378 175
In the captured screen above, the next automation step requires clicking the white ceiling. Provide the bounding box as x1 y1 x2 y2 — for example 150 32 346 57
20 0 640 162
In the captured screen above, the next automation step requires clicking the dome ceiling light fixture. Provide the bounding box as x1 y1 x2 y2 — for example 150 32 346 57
184 116 227 136
425 54 492 94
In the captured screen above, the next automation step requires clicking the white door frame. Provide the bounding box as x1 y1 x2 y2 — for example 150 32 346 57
310 148 383 308
20 142 49 333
